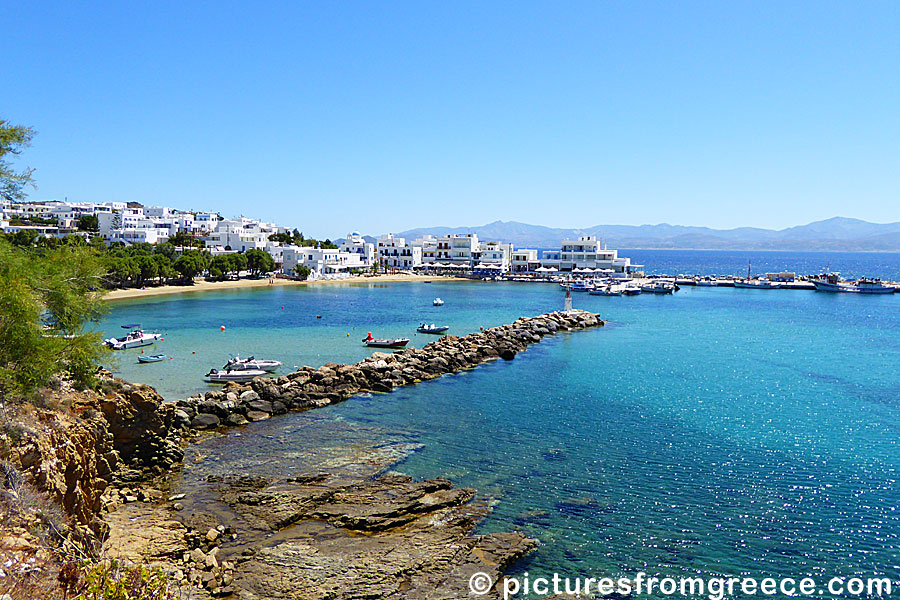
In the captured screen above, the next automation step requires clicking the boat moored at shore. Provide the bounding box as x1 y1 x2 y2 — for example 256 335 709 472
224 356 283 372
417 323 450 334
363 333 411 348
205 368 267 383
812 273 895 294
104 324 163 350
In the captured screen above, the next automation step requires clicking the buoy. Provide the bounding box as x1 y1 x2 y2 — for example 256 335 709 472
281 306 284 309
316 315 322 319
141 349 144 354
220 326 226 331
192 351 196 354
160 338 164 341
170 357 174 360
346 333 350 337
480 326 484 331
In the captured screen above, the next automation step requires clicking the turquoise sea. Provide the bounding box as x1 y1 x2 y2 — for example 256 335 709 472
98 279 900 592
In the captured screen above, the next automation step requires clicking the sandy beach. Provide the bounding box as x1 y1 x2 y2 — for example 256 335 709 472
103 273 470 301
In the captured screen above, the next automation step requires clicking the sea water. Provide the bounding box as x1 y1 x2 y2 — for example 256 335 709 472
99 279 900 593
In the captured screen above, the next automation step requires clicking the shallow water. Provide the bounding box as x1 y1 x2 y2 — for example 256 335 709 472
100 281 900 592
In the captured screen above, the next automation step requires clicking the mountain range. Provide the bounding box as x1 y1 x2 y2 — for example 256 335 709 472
348 217 900 251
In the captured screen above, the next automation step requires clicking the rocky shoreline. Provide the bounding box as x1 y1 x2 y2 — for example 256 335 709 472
175 310 604 430
2 310 604 599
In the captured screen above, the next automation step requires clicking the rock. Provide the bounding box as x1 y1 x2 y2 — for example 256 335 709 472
246 400 274 414
168 493 186 501
225 413 249 426
240 390 260 402
206 528 221 543
191 413 221 429
245 411 270 422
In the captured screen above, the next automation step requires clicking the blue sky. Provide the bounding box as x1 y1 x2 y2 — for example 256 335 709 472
2 1 898 238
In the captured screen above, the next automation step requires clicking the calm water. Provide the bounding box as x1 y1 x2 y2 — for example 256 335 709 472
623 249 900 280
99 276 900 593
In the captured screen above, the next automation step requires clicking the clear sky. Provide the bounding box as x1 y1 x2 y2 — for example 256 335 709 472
2 1 898 238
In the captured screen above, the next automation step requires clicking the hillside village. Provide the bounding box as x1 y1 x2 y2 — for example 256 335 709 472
1 199 639 280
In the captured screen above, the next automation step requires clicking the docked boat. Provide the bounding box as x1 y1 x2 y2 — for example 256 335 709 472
589 286 622 296
640 282 676 294
561 281 595 292
622 285 642 296
138 354 167 363
362 333 410 348
812 273 895 294
734 260 780 289
733 279 780 289
433 298 445 306
104 324 163 350
205 368 267 384
696 278 718 287
224 356 283 372
416 323 450 334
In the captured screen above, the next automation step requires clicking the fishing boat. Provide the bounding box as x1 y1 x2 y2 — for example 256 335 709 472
205 368 267 384
433 298 445 306
104 324 163 350
224 356 283 372
733 261 780 289
733 279 780 289
362 333 410 348
416 323 450 334
589 286 622 296
696 277 718 287
812 273 895 294
622 285 642 296
138 354 167 363
640 282 676 294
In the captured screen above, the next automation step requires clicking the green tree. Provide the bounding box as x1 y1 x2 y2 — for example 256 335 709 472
244 249 275 277
0 237 109 396
77 214 99 232
135 254 159 286
0 120 36 202
173 249 209 283
292 265 311 280
153 254 176 282
169 231 202 249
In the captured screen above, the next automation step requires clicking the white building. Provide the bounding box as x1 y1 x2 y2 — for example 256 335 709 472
282 246 368 278
204 217 285 252
474 241 513 271
541 236 637 277
511 249 541 273
435 233 479 267
376 234 421 270
339 231 376 268
411 235 438 263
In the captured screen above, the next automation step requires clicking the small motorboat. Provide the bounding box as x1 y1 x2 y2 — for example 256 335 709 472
622 285 642 296
104 324 163 350
205 368 267 384
640 282 676 294
138 354 167 363
432 298 445 306
225 355 283 372
589 286 622 296
416 323 450 334
362 333 410 348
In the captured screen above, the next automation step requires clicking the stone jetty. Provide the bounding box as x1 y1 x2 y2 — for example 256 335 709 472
176 309 604 430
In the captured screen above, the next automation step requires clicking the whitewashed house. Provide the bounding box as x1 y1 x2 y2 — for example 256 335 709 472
541 236 637 277
377 234 421 270
339 231 376 268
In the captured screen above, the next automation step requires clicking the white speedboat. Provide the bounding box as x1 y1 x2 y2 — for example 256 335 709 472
225 356 283 372
417 323 450 334
812 274 895 294
589 286 622 296
734 279 780 289
640 282 676 294
696 278 718 287
205 368 267 384
104 324 162 350
433 298 445 306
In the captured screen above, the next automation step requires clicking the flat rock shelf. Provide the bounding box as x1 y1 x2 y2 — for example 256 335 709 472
174 310 605 430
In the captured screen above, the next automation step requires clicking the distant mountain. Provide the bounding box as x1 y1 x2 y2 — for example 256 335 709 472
360 217 900 251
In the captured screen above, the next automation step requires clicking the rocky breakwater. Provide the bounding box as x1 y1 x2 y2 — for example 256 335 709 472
176 310 604 429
